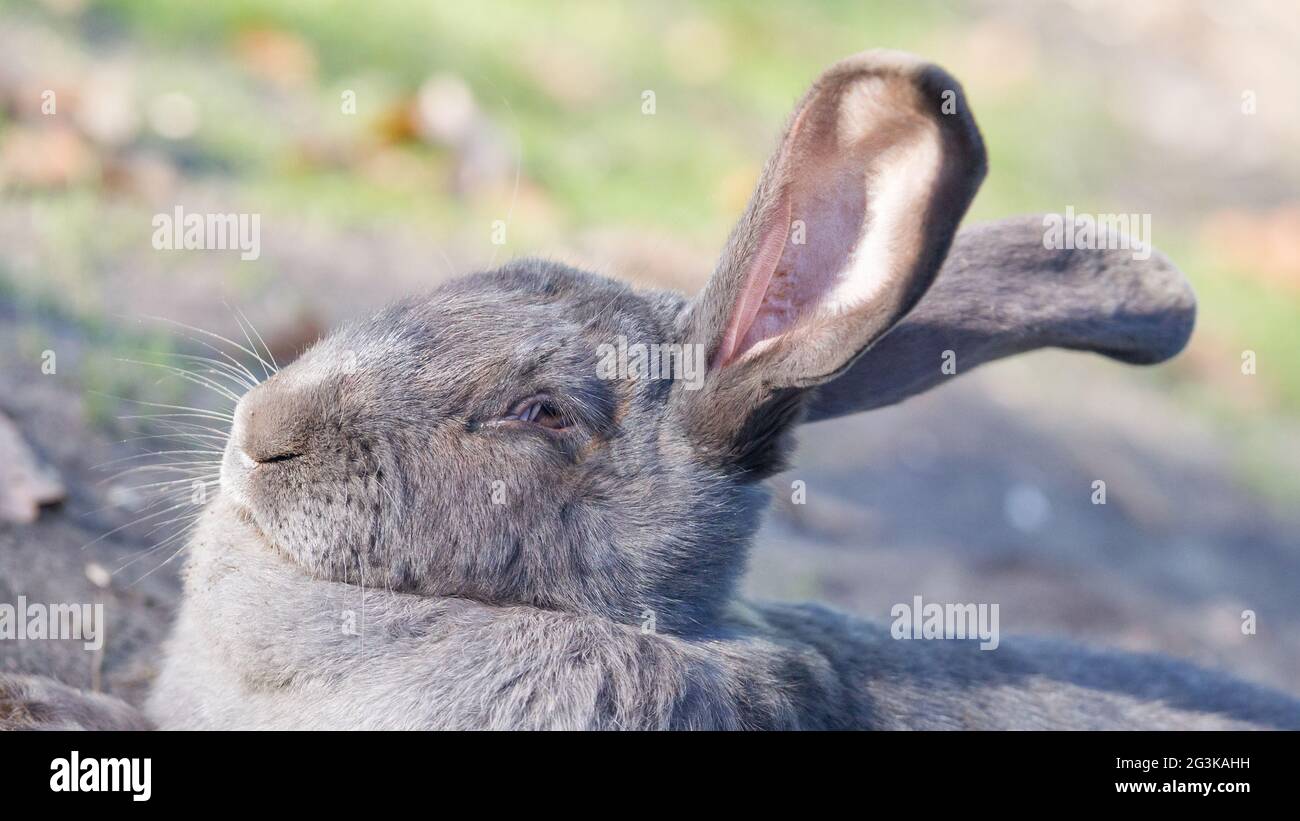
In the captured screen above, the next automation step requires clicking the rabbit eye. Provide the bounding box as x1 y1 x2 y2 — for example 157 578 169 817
503 394 568 430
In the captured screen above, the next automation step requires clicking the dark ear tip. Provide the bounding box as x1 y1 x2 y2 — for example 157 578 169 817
1082 245 1197 366
979 215 1197 366
826 50 988 180
1122 248 1197 365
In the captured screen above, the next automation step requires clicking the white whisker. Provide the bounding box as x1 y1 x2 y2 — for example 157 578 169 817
116 522 198 576
94 450 224 470
226 303 277 379
80 497 204 551
93 392 234 421
234 304 279 374
129 314 267 385
101 463 222 483
115 357 243 404
159 352 258 391
118 475 221 495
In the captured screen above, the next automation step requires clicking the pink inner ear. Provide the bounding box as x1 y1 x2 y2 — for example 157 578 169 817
714 195 791 368
714 175 862 367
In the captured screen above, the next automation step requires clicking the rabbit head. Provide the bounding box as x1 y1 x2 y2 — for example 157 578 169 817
218 51 1194 635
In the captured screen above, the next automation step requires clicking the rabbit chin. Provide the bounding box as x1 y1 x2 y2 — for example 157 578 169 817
215 445 297 556
215 435 285 555
217 434 256 513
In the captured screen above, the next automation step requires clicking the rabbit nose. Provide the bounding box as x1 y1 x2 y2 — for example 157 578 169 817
234 379 309 465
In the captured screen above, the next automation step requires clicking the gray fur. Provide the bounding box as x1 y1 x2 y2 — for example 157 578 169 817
4 50 1296 730
0 674 151 730
808 215 1197 420
142 498 1299 729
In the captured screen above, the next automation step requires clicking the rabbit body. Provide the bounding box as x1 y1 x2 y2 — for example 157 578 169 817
147 497 1298 730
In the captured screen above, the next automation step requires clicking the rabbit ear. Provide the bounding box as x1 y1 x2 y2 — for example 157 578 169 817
683 49 986 387
673 51 985 477
804 215 1197 422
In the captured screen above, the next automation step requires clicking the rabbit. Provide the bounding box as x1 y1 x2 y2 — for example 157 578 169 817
5 50 1299 730
0 673 152 730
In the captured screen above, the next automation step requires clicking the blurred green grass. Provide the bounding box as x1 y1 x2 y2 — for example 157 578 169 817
2 0 1298 501
81 0 984 233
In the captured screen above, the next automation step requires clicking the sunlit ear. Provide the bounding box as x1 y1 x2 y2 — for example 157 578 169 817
685 49 986 389
806 216 1197 421
673 50 986 478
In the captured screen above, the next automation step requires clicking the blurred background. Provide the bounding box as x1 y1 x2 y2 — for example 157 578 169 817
0 0 1297 704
